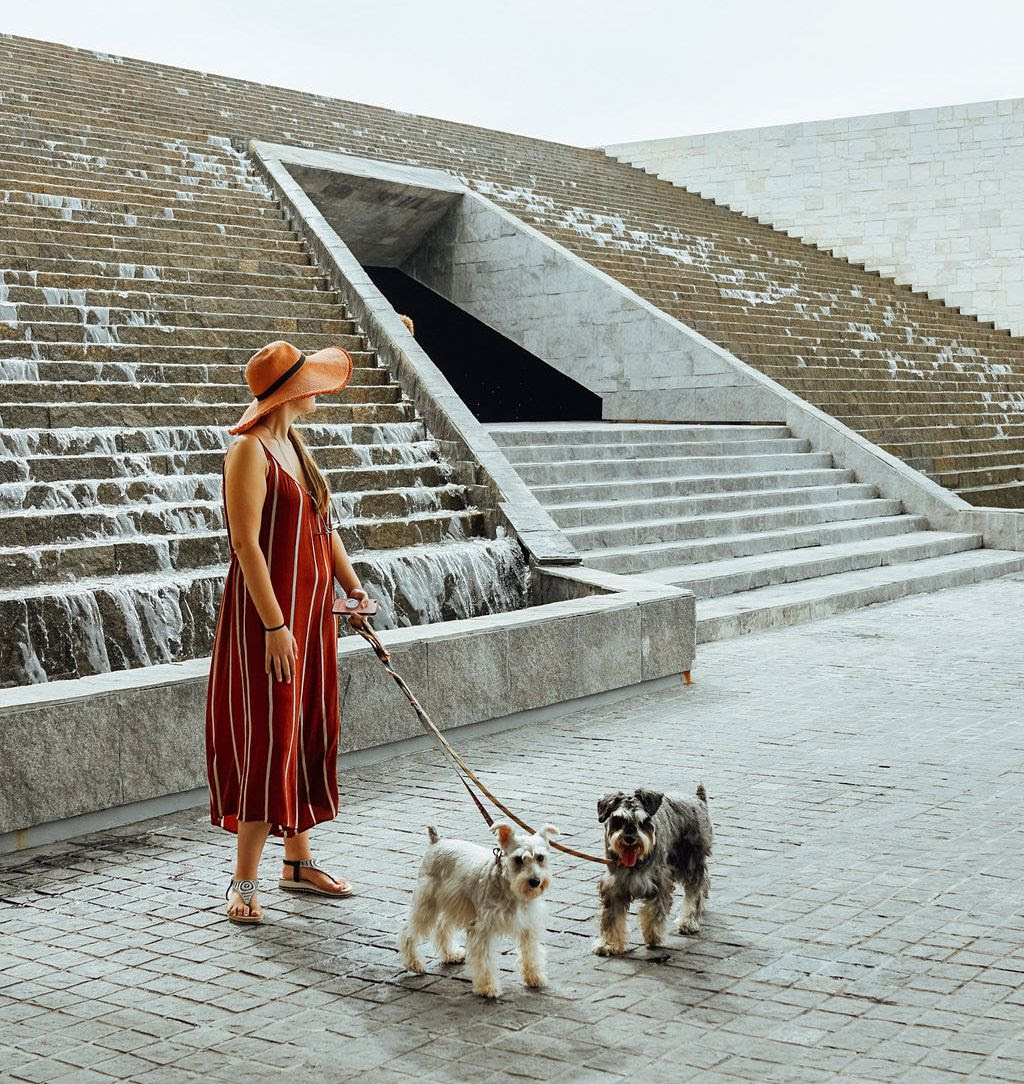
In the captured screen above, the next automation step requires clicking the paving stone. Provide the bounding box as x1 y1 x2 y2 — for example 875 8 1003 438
3 579 1024 1078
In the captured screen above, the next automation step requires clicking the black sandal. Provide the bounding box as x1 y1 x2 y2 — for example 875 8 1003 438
278 858 354 898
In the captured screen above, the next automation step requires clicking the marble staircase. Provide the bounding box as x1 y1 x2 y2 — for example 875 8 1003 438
0 88 526 688
2 35 1023 505
488 422 1024 641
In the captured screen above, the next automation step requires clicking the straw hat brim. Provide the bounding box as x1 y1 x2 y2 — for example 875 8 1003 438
229 346 354 435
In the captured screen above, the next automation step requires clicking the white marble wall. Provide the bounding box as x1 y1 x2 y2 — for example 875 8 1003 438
605 99 1024 336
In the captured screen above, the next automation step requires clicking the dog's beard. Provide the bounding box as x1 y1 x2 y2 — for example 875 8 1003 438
607 827 654 867
513 874 549 900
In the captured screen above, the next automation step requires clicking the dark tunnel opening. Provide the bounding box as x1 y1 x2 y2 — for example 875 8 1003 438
365 267 603 423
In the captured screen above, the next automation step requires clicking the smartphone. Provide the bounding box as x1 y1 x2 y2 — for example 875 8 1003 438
332 596 379 617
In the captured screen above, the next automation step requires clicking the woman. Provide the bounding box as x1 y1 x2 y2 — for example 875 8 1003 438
206 339 370 924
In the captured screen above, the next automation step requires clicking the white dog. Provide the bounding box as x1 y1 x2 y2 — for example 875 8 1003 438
398 820 558 998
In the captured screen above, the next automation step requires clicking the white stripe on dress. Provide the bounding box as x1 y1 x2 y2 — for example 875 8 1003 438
261 458 281 824
319 529 338 818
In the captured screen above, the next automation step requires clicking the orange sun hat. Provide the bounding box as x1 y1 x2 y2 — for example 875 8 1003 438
229 340 354 435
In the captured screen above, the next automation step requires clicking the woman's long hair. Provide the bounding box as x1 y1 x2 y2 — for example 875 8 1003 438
289 428 332 519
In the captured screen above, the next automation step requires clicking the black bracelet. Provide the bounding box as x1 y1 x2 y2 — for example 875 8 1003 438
264 622 286 633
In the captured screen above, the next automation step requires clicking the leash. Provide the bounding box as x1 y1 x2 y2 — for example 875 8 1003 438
350 617 611 867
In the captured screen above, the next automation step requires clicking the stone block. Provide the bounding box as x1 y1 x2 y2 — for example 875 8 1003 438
423 629 510 729
506 614 580 712
640 593 697 681
338 639 429 750
577 603 642 696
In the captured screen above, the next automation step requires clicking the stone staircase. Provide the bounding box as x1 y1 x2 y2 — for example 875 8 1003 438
2 36 1024 508
0 91 526 688
488 423 1024 641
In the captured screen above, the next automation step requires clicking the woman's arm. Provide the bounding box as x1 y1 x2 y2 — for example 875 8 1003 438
224 436 298 682
331 530 370 625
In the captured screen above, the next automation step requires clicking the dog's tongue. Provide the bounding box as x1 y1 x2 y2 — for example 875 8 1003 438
618 844 639 867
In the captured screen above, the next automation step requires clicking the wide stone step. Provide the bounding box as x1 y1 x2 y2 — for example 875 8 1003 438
547 482 878 528
0 400 415 428
696 548 1024 643
932 462 1024 491
515 451 835 485
0 454 446 494
0 215 301 252
869 423 1024 445
487 422 791 446
0 422 429 459
1 260 327 296
0 319 363 349
2 481 469 548
581 514 927 573
0 534 527 685
643 530 983 598
2 232 311 268
0 505 490 587
566 497 903 550
1 283 344 321
532 466 857 505
1 301 357 337
956 481 1024 508
0 251 320 286
0 340 367 365
0 356 386 386
0 380 400 407
0 169 277 221
0 200 298 239
839 410 1024 430
498 436 810 464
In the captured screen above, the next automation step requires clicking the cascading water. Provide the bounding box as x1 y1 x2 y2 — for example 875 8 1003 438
1 412 532 686
0 119 531 688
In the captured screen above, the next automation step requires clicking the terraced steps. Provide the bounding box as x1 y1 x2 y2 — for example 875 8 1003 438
0 76 533 686
4 35 1024 506
489 422 1024 640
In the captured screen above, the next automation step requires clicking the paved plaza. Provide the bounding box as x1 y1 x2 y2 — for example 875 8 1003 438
2 577 1024 1083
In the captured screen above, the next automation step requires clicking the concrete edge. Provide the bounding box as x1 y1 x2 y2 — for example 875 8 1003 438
0 670 684 855
250 142 1024 553
0 575 690 712
247 140 580 567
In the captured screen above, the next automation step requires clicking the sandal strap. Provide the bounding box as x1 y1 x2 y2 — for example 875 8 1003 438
283 858 339 884
226 877 260 905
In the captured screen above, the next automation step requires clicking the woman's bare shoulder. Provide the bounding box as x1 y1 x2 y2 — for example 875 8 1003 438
225 434 268 472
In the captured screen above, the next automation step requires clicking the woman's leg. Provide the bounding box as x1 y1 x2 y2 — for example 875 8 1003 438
227 819 271 918
282 830 352 894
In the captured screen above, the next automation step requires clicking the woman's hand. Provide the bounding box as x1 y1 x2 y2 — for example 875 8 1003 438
264 626 299 683
346 586 371 627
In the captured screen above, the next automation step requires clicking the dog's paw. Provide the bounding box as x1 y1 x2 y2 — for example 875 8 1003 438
472 980 502 999
676 918 700 935
522 966 547 988
440 948 466 965
401 955 427 974
592 938 624 957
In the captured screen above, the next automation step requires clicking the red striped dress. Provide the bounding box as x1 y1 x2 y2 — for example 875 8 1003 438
205 440 339 837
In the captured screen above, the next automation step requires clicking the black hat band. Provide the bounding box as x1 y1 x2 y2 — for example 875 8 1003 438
255 353 306 401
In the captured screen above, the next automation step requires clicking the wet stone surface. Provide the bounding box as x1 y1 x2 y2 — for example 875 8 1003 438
1 575 1023 1082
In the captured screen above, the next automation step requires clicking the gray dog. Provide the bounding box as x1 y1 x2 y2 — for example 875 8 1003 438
593 784 712 955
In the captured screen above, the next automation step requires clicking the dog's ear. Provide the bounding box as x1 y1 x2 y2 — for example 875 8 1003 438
538 824 559 841
597 792 625 823
634 787 664 817
491 821 516 850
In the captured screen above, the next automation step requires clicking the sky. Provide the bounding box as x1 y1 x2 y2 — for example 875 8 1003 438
4 0 1024 147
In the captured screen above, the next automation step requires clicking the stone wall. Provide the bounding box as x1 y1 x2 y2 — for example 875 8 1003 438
403 185 777 423
605 98 1024 335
